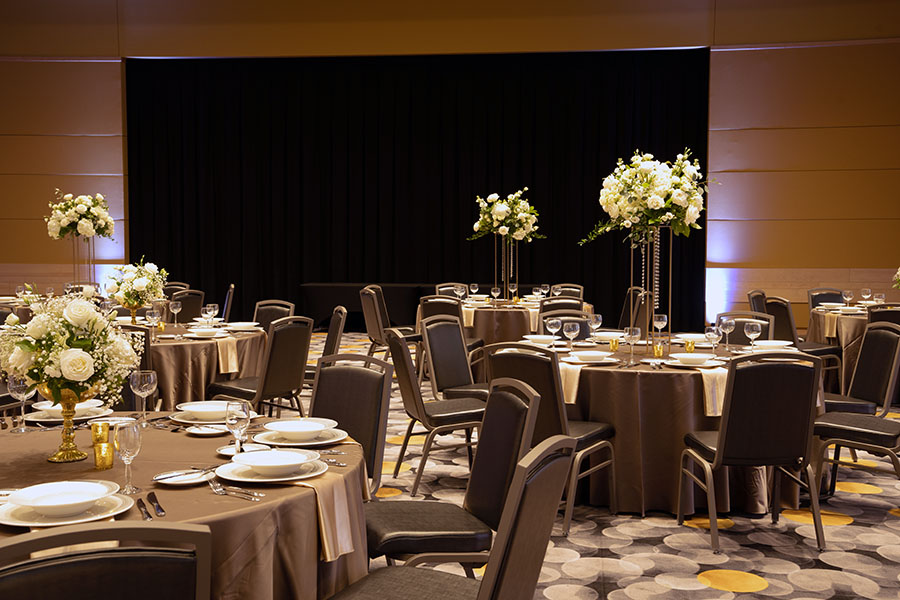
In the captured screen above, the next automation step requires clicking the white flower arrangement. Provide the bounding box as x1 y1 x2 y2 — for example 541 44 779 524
581 149 708 246
45 189 114 240
469 187 543 243
106 259 168 308
0 294 141 405
893 267 900 290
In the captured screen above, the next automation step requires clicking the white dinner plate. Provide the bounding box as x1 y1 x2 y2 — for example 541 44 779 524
0 493 134 528
185 425 230 436
87 415 136 426
183 332 232 340
663 359 726 369
192 317 224 323
152 470 217 486
216 443 271 457
215 459 328 484
25 407 113 424
561 356 618 366
252 428 349 447
572 341 598 348
169 411 259 425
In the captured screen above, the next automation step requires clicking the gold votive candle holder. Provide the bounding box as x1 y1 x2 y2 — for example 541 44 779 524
685 340 696 353
609 338 620 352
93 442 114 470
653 343 664 358
90 422 110 445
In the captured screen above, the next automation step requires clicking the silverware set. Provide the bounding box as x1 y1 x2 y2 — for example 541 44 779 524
136 492 167 520
207 479 262 501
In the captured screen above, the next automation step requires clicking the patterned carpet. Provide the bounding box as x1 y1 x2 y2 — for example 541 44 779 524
308 332 900 599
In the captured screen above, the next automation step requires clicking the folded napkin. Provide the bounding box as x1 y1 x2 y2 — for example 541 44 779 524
528 307 540 332
216 336 239 374
462 306 476 328
558 362 583 404
824 312 838 338
700 367 729 417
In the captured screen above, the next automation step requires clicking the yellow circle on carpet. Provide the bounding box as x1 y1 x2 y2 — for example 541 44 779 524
889 508 900 518
375 487 403 498
886 412 900 419
381 461 411 475
697 570 768 593
835 481 883 494
782 508 853 526
386 435 422 446
852 459 879 468
684 517 734 530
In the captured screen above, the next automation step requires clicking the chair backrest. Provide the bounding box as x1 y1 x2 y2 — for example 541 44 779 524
253 316 313 408
715 310 774 345
747 289 767 314
162 281 190 298
367 284 393 328
322 305 347 357
171 289 205 321
67 281 100 293
483 343 568 446
421 315 475 397
360 286 388 346
309 354 392 494
419 295 464 321
539 297 583 315
221 283 235 322
539 310 591 340
808 287 842 309
435 282 467 298
552 283 584 298
463 378 540 530
253 299 295 335
618 286 650 330
868 306 900 326
386 329 429 423
0 522 211 600
714 353 822 470
476 436 577 600
847 322 900 414
764 296 800 344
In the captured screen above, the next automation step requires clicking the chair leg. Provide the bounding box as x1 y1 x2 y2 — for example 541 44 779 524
848 448 858 462
607 444 617 515
561 453 586 536
676 452 688 525
367 341 377 356
394 420 416 478
462 564 476 579
828 444 842 496
699 461 720 553
410 430 439 497
465 428 474 468
771 467 782 524
805 464 826 551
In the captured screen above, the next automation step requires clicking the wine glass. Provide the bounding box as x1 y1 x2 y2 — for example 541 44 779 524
454 285 466 301
490 287 501 306
563 322 580 348
861 288 872 302
652 314 668 355
552 285 562 297
7 374 35 434
225 400 252 453
205 303 220 326
874 292 886 304
169 300 182 326
744 321 762 350
114 422 142 494
129 370 157 427
99 299 114 319
589 314 603 338
545 318 562 343
842 290 853 306
718 317 735 352
508 282 518 300
623 327 641 366
705 325 722 355
15 285 24 298
532 286 541 299
540 283 550 297
145 309 161 342
64 283 73 295
469 283 479 295
45 287 54 297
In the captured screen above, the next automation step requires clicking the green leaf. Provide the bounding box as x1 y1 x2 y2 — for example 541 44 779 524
15 339 36 352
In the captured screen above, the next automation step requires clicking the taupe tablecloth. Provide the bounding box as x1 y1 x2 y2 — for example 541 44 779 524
807 309 866 389
471 308 532 345
0 416 368 600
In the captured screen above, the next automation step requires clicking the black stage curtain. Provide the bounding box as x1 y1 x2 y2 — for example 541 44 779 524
126 49 709 329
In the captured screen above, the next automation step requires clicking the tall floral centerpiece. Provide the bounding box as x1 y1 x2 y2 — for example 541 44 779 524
45 189 115 284
106 260 168 324
469 187 543 299
581 149 708 337
0 292 140 462
893 268 900 291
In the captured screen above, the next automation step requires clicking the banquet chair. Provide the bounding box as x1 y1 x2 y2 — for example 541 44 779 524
386 329 485 497
676 353 825 552
0 522 211 600
714 310 774 345
0 306 12 323
813 323 900 495
807 287 842 309
868 305 900 326
539 297 583 315
436 282 468 298
747 289 767 314
483 343 616 534
162 281 190 298
221 283 235 322
309 353 392 496
539 310 592 340
206 316 313 415
253 299 294 335
552 283 584 298
420 315 489 401
618 286 651 330
361 285 415 359
171 289 205 322
764 296 842 387
67 281 100 294
418 296 484 353
364 378 539 574
332 435 576 600
304 305 347 385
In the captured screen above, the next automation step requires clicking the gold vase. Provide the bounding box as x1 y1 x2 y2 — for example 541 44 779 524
123 303 141 325
38 384 95 463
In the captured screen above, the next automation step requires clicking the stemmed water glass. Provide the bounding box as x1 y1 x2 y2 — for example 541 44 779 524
99 299 114 319
532 286 541 298
545 318 562 343
861 288 872 302
129 370 157 427
169 300 182 325
623 327 641 366
508 282 518 300
204 303 220 326
45 287 54 297
652 314 668 357
842 290 854 306
540 283 550 297
114 422 142 494
454 285 466 302
145 309 161 342
705 326 722 355
563 322 580 348
744 321 762 350
469 283 479 295
7 374 35 434
718 317 735 352
490 287 501 306
874 292 886 304
589 314 603 339
552 285 562 297
225 400 252 453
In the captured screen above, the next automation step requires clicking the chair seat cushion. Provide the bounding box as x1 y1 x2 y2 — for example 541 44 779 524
684 430 718 462
365 500 492 558
331 565 480 600
443 383 490 401
568 420 614 451
823 392 878 414
206 377 258 401
465 337 485 352
797 341 841 357
423 397 486 426
815 412 900 449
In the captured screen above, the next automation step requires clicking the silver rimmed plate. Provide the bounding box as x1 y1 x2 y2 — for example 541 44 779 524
252 428 348 447
25 407 113 424
169 411 259 425
214 459 328 483
152 470 216 486
663 359 726 369
185 425 230 436
216 443 270 457
561 356 618 366
0 494 134 528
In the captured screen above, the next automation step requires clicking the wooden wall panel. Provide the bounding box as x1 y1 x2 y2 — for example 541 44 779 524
0 175 125 220
0 136 123 176
0 0 119 57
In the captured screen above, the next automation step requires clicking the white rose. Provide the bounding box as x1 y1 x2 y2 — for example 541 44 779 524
7 346 34 374
63 193 73 201
473 221 481 232
25 317 49 339
639 161 655 173
111 336 138 366
685 204 701 225
59 348 94 382
647 195 665 210
76 195 89 205
114 292 125 305
5 313 19 326
487 193 499 202
491 203 510 219
124 265 137 273
512 229 526 241
75 204 87 214
498 226 509 235
63 298 97 327
66 209 78 220
95 193 104 201
81 285 95 299
76 219 95 237
123 271 136 282
144 263 158 274
106 282 119 295
133 277 149 292
671 189 688 207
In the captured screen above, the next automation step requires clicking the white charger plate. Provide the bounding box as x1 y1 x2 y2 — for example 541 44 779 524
152 470 217 486
215 459 328 484
663 359 726 369
252 428 349 447
183 332 231 340
169 411 259 425
185 425 230 436
561 356 618 366
25 408 113 424
0 494 134 528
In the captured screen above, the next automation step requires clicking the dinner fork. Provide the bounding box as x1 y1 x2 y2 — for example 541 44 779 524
207 479 259 501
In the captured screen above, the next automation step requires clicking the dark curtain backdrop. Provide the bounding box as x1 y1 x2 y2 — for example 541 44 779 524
126 49 709 329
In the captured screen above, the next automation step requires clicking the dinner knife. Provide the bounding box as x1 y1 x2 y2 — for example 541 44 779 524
136 498 153 521
147 491 166 517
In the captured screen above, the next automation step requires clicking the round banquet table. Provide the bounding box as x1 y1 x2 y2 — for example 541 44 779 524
0 414 369 600
806 308 867 390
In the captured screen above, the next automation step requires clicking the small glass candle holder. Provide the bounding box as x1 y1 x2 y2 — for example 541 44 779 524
609 338 620 352
93 442 114 470
91 422 110 445
685 340 696 353
653 343 664 358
